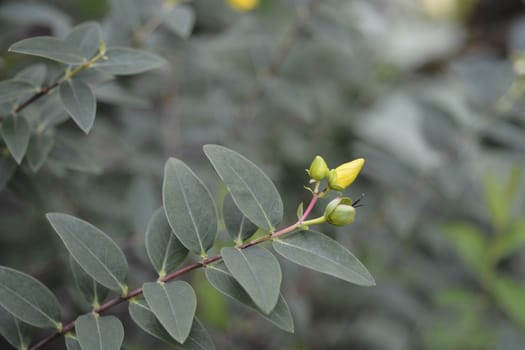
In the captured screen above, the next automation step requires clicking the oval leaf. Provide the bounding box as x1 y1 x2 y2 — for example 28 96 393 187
0 304 33 349
65 22 102 59
14 64 47 87
93 48 166 75
203 144 283 231
59 79 96 134
129 298 215 350
0 266 61 328
65 334 81 350
70 257 109 307
9 37 85 65
272 230 375 286
206 263 294 333
1 114 30 164
27 131 55 172
163 5 195 39
146 208 188 277
76 314 123 350
222 193 258 243
0 80 35 104
143 281 197 343
221 246 281 314
46 213 128 292
162 158 218 255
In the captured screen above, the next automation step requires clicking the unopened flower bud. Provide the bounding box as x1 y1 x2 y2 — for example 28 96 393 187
328 158 365 191
308 155 329 181
324 197 356 226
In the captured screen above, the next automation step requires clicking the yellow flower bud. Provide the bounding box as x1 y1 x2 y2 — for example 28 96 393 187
308 155 329 181
324 197 356 226
226 0 259 12
328 158 365 191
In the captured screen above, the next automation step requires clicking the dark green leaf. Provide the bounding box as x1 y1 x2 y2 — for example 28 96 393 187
27 131 54 172
76 314 124 350
221 246 281 314
222 193 258 243
163 5 195 39
273 230 375 286
206 263 294 333
145 208 188 277
129 298 215 350
143 281 196 343
203 144 283 231
93 48 166 75
1 115 30 164
0 265 61 328
70 257 109 307
46 213 128 292
162 158 217 255
0 156 16 190
0 305 33 349
0 80 35 104
59 79 96 134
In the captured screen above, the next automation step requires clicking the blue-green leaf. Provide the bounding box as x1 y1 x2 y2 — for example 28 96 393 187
9 37 85 65
163 5 195 39
27 131 54 172
64 22 102 59
162 158 218 255
203 144 283 231
93 48 166 75
0 80 35 104
14 64 47 87
206 263 294 333
273 230 375 286
70 257 109 308
222 193 258 243
59 79 96 134
221 246 281 314
1 114 30 164
0 305 33 349
76 314 123 350
46 213 128 293
65 334 82 350
0 266 61 329
143 281 197 343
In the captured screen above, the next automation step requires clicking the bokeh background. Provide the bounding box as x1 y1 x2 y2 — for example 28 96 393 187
2 0 525 349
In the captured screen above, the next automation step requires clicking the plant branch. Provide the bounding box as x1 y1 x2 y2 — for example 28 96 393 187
29 191 321 350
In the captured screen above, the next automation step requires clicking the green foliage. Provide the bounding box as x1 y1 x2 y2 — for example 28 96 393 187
76 314 123 350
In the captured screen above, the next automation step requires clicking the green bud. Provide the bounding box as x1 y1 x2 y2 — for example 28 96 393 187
324 197 356 226
308 155 329 181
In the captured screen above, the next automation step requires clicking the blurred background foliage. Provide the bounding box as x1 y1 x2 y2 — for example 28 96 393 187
1 0 525 349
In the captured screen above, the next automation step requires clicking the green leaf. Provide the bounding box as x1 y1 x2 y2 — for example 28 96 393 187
64 22 102 59
65 334 82 350
1 115 30 164
221 246 281 314
444 223 486 275
0 265 61 328
273 230 375 286
492 277 525 329
146 208 189 277
222 193 258 243
76 314 124 350
59 79 96 134
206 263 294 333
9 37 85 65
14 64 47 87
46 213 128 292
162 158 218 255
93 48 166 75
27 131 54 172
203 144 283 231
143 281 197 343
494 219 525 261
0 156 17 190
129 298 215 350
70 257 109 308
163 5 195 39
47 135 101 174
0 80 35 104
0 305 33 349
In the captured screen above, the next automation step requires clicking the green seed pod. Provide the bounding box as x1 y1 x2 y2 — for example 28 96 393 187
324 197 356 226
308 155 329 181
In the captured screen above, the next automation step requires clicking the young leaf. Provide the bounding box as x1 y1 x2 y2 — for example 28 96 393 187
0 305 33 349
221 246 282 314
46 213 128 292
143 281 197 343
129 298 215 350
14 64 47 87
59 79 96 134
70 257 109 307
162 158 218 255
163 5 195 39
9 37 85 65
492 276 525 329
76 314 124 350
1 114 30 164
222 193 258 243
93 48 166 75
494 219 525 261
27 131 55 172
206 263 294 333
0 80 35 104
273 230 375 286
145 208 188 277
0 266 61 328
64 22 102 59
203 144 283 231
444 223 486 275
65 334 82 350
